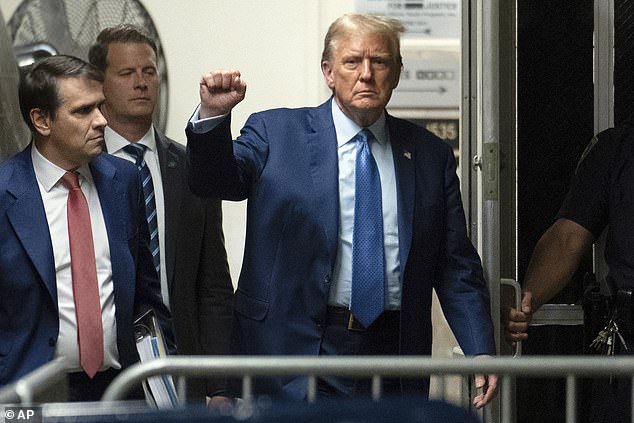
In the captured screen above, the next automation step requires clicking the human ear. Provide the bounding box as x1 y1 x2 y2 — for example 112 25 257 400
30 109 51 137
321 60 335 90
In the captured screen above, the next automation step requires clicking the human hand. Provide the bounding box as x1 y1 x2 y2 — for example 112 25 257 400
207 395 235 413
502 291 533 345
472 356 497 409
199 69 247 118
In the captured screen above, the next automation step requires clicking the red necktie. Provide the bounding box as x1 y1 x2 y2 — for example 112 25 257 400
61 171 104 378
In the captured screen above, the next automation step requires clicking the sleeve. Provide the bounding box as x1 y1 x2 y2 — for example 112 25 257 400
187 104 229 134
557 129 618 239
186 111 269 201
197 198 234 395
186 113 248 201
433 144 496 356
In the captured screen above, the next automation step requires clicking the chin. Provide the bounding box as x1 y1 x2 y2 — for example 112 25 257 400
352 97 384 108
351 103 383 115
88 140 105 154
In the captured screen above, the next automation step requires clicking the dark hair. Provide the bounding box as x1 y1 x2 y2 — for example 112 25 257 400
18 55 104 132
88 24 158 72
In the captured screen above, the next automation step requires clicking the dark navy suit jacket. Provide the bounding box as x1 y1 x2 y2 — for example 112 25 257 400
0 144 171 386
186 99 495 399
154 130 233 398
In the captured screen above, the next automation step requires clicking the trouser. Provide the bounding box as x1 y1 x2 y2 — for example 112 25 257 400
67 368 144 402
317 307 428 399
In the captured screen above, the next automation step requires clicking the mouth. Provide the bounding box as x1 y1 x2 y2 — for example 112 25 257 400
355 90 377 97
88 136 105 145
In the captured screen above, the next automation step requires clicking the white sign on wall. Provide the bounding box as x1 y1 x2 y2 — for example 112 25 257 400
390 48 460 108
356 0 461 38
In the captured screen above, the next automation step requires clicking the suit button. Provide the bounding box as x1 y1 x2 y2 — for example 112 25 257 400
324 275 331 284
48 338 56 347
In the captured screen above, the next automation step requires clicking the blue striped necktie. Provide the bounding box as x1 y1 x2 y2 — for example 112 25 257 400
350 129 385 328
123 143 160 276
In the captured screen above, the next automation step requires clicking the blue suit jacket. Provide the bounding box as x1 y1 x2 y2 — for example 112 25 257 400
0 144 172 386
186 99 495 398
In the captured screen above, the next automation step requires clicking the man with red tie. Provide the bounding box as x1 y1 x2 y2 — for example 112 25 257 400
0 55 171 401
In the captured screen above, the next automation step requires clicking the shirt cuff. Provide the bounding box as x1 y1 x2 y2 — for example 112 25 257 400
188 104 228 134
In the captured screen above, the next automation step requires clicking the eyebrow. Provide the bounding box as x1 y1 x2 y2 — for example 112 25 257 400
69 98 105 113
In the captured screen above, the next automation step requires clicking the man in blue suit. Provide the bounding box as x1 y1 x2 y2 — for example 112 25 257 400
186 14 497 407
0 55 171 401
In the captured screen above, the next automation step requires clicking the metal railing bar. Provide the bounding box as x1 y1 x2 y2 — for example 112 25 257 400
176 376 187 402
307 375 317 403
501 375 512 423
242 375 253 402
0 357 67 404
565 375 576 423
101 355 634 402
371 375 382 401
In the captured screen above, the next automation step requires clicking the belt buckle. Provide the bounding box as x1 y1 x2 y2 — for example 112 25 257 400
347 313 367 332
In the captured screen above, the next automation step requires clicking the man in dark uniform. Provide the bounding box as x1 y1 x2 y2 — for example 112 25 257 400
505 125 634 423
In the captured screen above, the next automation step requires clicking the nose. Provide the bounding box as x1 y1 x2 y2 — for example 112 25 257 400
134 70 148 88
359 58 373 81
94 108 107 128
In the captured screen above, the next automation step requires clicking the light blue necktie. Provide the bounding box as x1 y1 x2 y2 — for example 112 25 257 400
350 129 385 328
123 143 160 276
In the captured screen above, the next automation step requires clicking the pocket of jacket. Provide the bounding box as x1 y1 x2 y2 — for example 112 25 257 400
234 289 268 321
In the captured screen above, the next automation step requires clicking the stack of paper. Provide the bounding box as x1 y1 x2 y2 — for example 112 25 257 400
134 310 178 408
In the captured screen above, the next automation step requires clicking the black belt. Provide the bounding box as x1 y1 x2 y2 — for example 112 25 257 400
326 306 400 332
67 368 120 401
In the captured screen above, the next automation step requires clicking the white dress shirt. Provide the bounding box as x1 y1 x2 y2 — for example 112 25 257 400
104 125 169 309
31 144 120 373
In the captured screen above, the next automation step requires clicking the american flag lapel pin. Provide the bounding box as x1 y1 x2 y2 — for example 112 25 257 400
403 150 412 160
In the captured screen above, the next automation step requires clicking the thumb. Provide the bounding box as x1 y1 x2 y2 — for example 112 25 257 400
521 291 532 314
473 373 485 389
233 74 247 95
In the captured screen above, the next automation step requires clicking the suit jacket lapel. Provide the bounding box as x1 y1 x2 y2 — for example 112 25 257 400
305 100 339 262
6 146 57 301
387 115 416 280
155 130 180 289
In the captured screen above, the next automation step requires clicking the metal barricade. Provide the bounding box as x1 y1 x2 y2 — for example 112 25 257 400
5 355 634 422
101 355 634 423
0 357 68 404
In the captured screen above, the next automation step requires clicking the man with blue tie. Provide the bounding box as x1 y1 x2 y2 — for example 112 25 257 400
88 25 234 402
186 14 497 407
0 55 171 400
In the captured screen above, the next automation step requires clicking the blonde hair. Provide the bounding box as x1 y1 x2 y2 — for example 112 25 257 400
321 14 405 66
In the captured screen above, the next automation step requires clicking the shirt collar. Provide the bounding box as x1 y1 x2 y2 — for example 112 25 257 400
31 143 92 192
105 124 156 154
330 97 388 148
